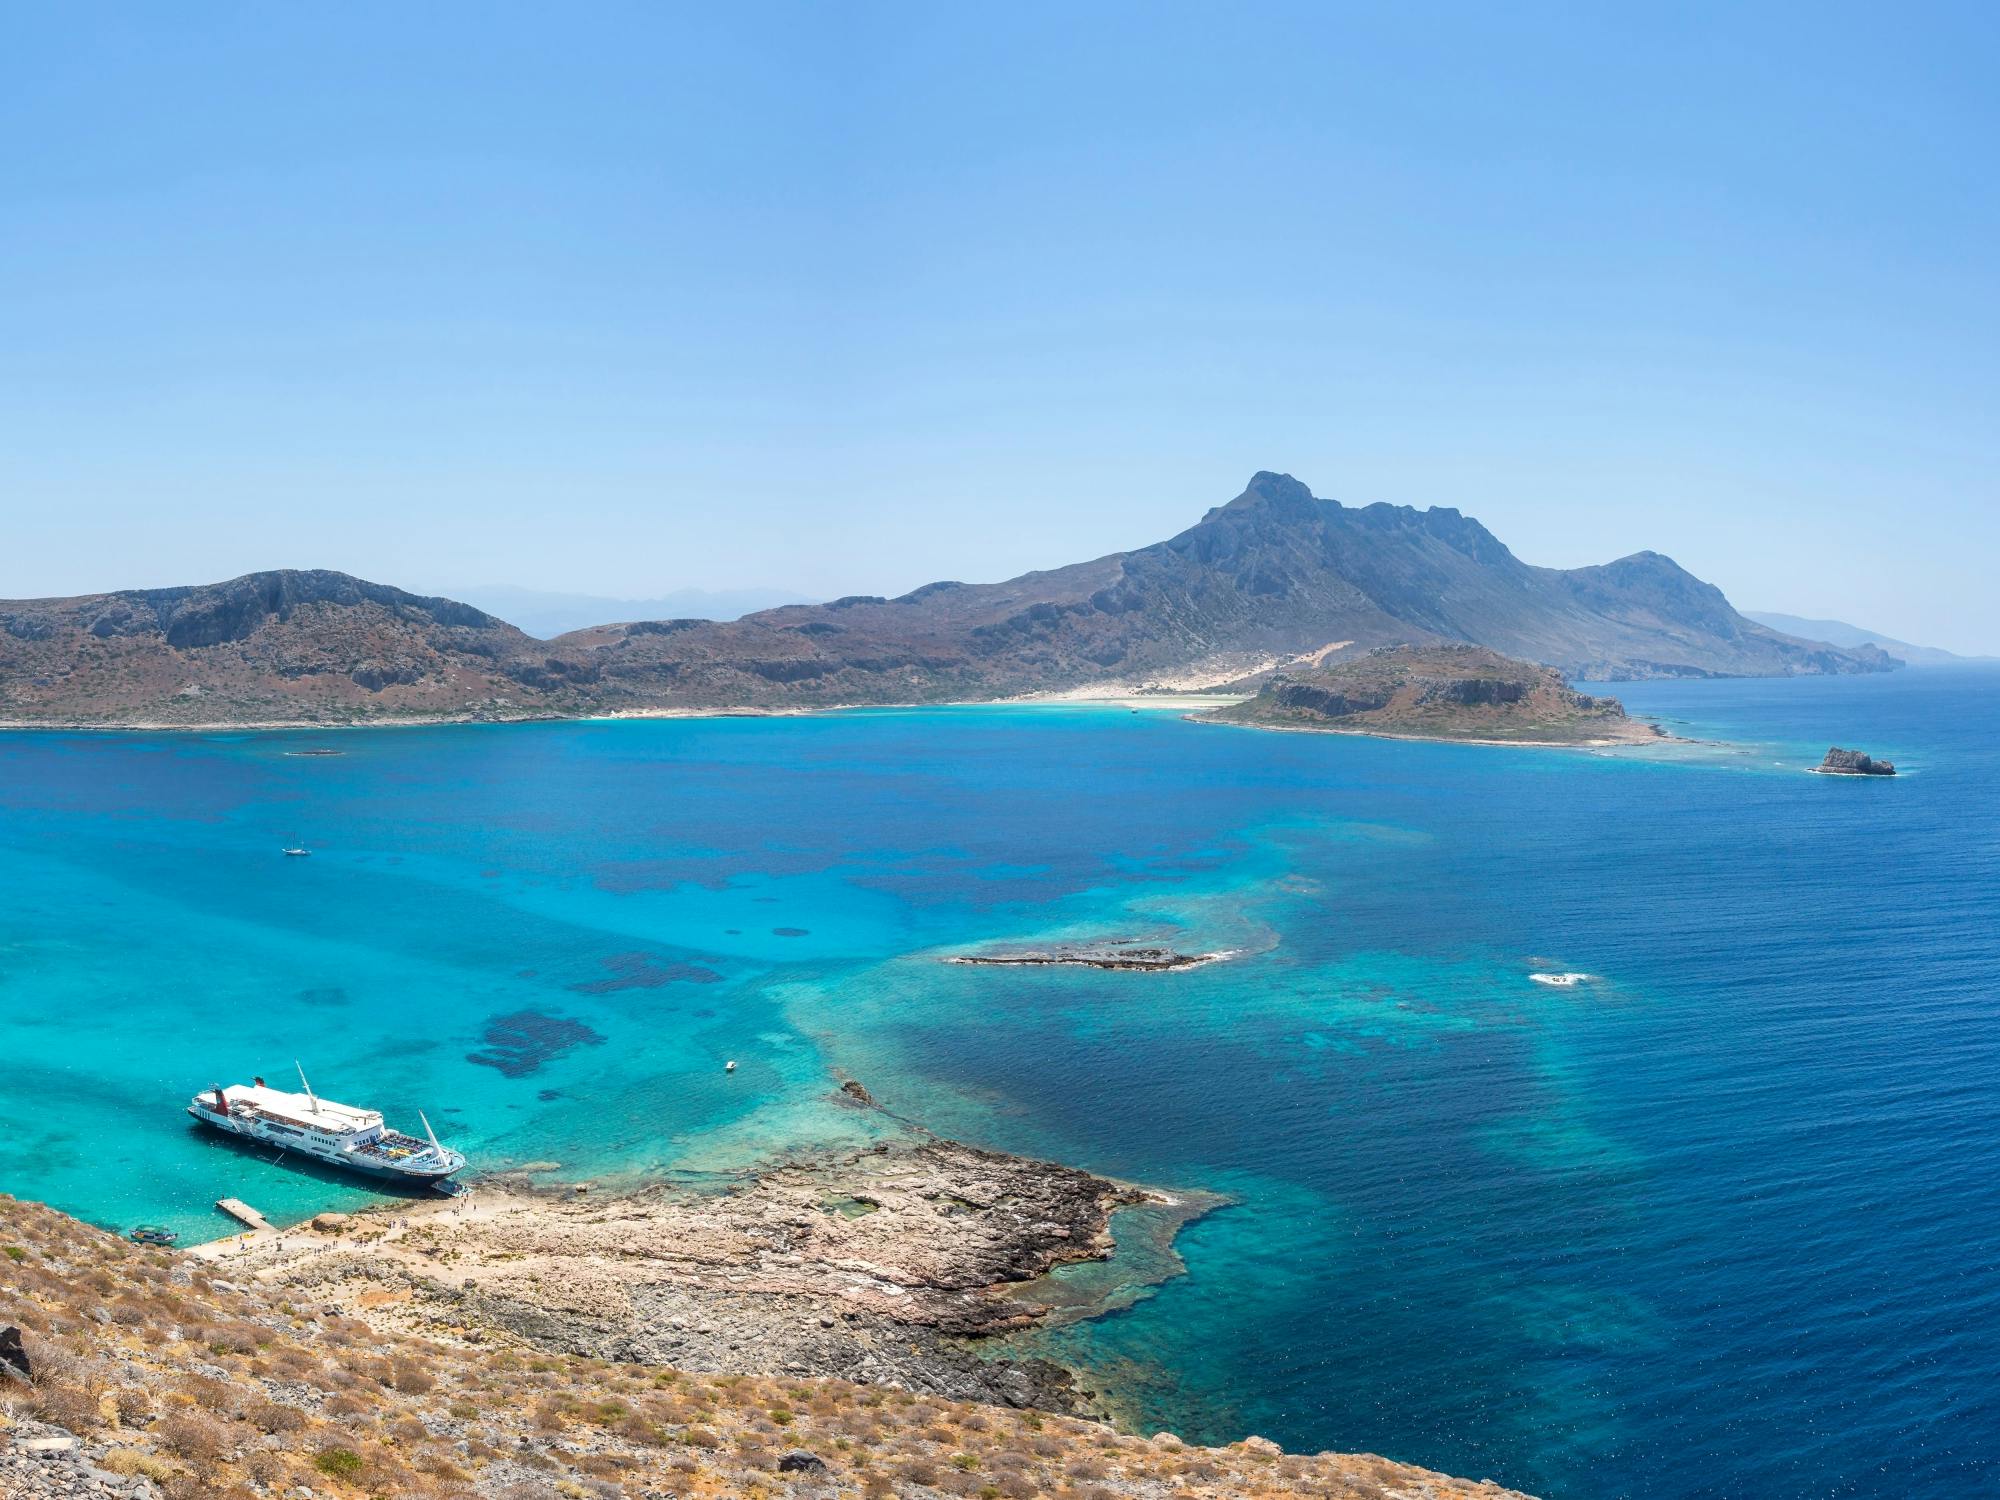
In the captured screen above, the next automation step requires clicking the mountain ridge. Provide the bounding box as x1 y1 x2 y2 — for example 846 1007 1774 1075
0 474 1894 725
1743 610 1991 668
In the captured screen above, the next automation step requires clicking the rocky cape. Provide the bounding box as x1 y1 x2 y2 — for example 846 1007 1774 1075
1204 644 1667 745
0 472 1894 727
192 1133 1210 1419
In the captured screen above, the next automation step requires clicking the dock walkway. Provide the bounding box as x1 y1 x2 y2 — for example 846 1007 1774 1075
215 1198 270 1232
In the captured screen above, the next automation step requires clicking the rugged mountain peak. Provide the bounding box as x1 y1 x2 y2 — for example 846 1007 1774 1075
1221 470 1323 515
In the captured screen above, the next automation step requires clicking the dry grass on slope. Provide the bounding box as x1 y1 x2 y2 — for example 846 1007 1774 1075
1 1196 1532 1500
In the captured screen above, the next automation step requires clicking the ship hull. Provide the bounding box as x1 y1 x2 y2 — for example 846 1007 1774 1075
188 1107 461 1184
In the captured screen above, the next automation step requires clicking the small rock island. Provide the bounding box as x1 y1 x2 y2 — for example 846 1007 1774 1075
1815 746 1897 776
946 939 1231 971
1202 643 1666 745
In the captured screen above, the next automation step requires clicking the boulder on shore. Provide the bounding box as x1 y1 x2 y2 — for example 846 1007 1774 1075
1817 746 1896 776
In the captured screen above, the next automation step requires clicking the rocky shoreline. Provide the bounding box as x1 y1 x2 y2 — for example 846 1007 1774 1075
196 1130 1221 1419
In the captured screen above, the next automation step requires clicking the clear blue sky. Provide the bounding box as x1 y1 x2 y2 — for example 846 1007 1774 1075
4 3 1996 650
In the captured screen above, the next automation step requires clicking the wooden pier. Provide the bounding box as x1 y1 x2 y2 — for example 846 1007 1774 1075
215 1198 270 1232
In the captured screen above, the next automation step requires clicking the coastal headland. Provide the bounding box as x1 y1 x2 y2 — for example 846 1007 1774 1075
190 1128 1213 1416
1200 644 1671 747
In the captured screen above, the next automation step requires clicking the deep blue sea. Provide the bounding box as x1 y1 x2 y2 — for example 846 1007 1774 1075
2 671 1995 1498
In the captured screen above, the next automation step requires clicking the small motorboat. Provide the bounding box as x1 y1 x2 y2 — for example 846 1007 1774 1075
128 1226 179 1246
282 845 312 857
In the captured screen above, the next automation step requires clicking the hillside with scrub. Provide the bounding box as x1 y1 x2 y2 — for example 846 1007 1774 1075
0 1194 1533 1500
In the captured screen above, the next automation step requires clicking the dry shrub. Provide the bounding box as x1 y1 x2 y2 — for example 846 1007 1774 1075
20 1332 88 1385
324 1389 375 1419
243 1450 291 1486
268 1344 321 1376
618 1410 667 1445
155 1410 228 1463
29 1381 104 1432
178 1373 235 1412
414 1449 472 1480
101 1448 176 1481
390 1352 436 1393
246 1398 308 1434
207 1320 267 1355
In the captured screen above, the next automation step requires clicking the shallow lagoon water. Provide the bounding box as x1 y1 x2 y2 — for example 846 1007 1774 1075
1 671 1995 1498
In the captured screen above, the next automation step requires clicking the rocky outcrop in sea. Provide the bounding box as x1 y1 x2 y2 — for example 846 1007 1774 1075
1816 746 1897 776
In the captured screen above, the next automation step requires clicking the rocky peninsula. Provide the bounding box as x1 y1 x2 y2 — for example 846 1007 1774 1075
1202 644 1668 746
190 1131 1214 1418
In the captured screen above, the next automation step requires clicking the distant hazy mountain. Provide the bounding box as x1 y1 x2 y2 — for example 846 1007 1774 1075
0 473 1895 726
1744 612 1984 668
452 585 817 638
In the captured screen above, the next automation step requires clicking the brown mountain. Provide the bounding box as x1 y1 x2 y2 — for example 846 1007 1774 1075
0 571 539 725
0 473 1893 725
544 472 1891 709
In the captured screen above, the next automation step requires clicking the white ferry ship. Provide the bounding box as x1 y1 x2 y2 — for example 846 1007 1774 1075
188 1065 465 1185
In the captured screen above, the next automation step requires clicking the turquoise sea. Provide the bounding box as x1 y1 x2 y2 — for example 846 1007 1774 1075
2 672 1996 1498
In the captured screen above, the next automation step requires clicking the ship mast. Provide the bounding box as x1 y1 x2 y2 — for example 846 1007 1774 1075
419 1109 444 1157
295 1060 320 1117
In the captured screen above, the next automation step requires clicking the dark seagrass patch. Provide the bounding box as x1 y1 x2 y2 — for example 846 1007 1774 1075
467 1010 607 1077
